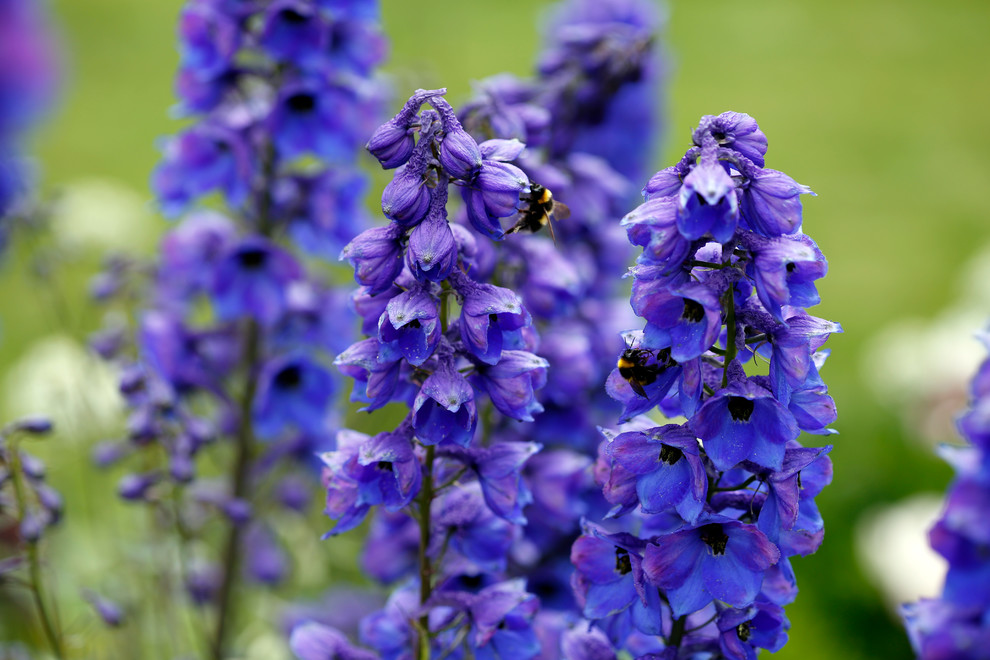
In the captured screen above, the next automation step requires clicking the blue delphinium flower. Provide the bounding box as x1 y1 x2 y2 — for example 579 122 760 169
0 0 57 248
90 1 388 656
901 329 990 658
578 113 838 657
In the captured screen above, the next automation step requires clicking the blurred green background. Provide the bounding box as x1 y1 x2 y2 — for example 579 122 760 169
3 0 990 657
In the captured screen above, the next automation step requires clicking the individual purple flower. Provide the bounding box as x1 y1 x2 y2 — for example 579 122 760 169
377 286 440 366
253 354 334 438
570 525 656 628
211 237 304 326
738 168 814 238
412 361 477 447
462 160 530 240
380 162 431 227
334 338 402 412
691 376 799 472
245 523 288 585
269 81 355 161
260 1 325 65
366 87 443 168
744 233 827 322
716 602 789 660
621 196 692 275
632 275 722 362
676 160 738 243
321 426 421 537
153 123 251 217
83 589 125 628
178 2 240 77
604 424 707 522
289 621 379 660
340 224 405 296
452 271 531 365
407 212 457 282
694 112 767 168
643 517 780 617
472 350 548 422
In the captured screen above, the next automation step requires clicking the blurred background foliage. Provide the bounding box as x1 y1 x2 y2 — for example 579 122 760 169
2 0 989 657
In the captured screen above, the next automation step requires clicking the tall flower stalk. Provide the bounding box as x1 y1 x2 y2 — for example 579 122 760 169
574 113 839 658
303 87 549 659
902 330 990 657
91 1 386 657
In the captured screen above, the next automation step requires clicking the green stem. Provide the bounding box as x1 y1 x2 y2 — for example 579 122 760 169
668 614 687 649
722 286 737 388
417 444 436 660
210 320 261 660
9 445 64 659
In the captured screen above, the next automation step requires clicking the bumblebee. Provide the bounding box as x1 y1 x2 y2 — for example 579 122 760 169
617 347 661 398
507 183 569 242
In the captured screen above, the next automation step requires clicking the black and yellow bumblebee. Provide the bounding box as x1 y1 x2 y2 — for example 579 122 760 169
617 347 661 398
507 183 569 242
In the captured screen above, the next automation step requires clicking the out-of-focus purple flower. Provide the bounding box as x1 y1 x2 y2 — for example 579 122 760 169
83 589 125 628
253 354 334 439
153 124 252 218
211 237 304 326
290 621 379 660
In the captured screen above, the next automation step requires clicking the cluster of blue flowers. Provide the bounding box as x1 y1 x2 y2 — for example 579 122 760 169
902 330 990 657
0 0 57 247
293 2 669 658
90 0 386 656
310 87 551 659
571 113 840 658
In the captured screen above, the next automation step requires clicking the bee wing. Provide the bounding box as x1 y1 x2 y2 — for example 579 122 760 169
551 201 570 221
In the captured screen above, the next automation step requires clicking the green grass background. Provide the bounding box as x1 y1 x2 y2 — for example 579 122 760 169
2 0 989 657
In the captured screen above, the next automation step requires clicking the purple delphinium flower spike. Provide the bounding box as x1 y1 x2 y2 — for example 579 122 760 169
578 113 838 657
901 328 990 657
89 1 391 656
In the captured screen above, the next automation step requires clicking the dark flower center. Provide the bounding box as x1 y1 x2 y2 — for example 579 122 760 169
712 131 727 144
700 524 729 555
785 262 796 273
682 299 705 323
614 547 632 575
488 313 499 324
659 444 683 465
736 621 751 641
727 396 755 422
286 93 316 113
694 192 708 207
376 461 393 472
279 8 307 24
459 574 484 590
237 247 268 269
275 365 302 389
407 319 421 329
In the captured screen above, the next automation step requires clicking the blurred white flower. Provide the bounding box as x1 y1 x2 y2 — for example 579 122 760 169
855 494 947 611
862 244 990 445
1 333 121 435
50 178 155 252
